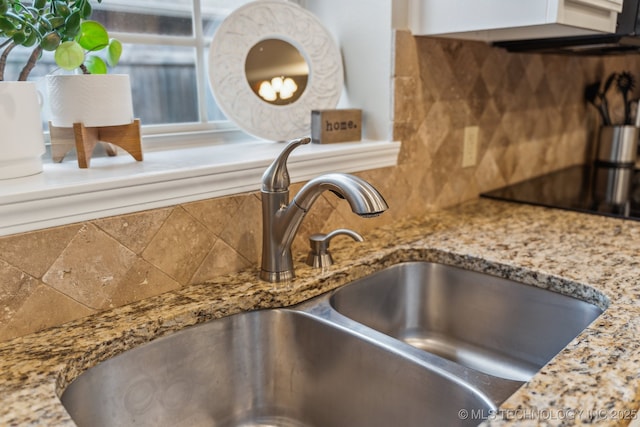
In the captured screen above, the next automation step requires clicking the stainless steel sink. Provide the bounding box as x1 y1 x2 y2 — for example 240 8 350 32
61 309 495 427
329 261 604 382
61 261 603 426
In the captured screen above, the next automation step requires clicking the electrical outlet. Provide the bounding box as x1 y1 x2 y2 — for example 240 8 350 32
462 126 479 168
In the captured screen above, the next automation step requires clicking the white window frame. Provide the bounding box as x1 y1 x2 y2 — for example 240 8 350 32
98 0 256 137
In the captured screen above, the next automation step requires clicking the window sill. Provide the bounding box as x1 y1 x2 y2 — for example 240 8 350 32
0 138 400 236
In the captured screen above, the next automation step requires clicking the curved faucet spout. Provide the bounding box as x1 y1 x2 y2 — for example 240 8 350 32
294 173 388 217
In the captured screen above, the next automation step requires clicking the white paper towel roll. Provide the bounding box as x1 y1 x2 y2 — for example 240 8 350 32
46 74 134 127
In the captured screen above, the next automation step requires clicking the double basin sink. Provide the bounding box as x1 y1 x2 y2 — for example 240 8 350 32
60 262 604 427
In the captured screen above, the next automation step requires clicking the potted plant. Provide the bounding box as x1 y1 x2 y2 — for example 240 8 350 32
46 18 133 130
0 0 112 178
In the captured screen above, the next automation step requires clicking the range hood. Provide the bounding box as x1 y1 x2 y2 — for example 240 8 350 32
493 0 640 54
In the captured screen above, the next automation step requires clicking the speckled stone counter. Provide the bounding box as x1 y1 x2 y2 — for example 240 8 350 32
2 198 640 426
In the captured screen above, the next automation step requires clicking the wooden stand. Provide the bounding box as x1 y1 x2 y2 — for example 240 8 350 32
49 119 143 168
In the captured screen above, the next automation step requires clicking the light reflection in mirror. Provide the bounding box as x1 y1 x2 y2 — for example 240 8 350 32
245 38 309 105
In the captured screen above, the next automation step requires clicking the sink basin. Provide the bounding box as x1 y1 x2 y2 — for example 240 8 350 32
330 262 604 382
61 309 494 427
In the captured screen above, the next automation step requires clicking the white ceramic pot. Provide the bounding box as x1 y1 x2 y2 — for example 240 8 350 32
0 81 45 180
46 74 134 128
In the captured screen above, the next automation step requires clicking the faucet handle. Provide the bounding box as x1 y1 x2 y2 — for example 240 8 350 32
262 136 311 192
306 229 364 269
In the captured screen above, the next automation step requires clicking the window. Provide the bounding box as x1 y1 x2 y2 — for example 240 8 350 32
8 0 263 136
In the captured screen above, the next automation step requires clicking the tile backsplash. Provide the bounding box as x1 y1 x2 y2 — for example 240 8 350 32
3 30 640 341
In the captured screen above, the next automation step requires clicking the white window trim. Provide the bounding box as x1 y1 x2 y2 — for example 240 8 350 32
0 137 400 236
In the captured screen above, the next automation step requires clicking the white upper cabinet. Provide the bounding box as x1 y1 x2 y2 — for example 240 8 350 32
409 0 624 41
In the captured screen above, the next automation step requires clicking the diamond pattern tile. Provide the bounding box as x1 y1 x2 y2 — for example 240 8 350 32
395 31 640 198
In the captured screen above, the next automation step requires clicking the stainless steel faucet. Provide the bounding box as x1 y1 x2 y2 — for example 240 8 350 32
260 137 389 282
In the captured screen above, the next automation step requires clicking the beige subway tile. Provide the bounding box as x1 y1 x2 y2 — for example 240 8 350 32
219 194 262 266
142 207 215 285
42 224 137 309
480 48 509 96
93 208 173 254
182 195 243 236
109 259 181 307
0 259 40 323
523 54 546 92
0 281 93 342
0 224 82 279
393 30 420 78
189 239 252 285
475 149 508 192
394 76 426 127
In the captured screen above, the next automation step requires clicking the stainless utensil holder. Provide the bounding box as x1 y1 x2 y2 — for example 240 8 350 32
596 125 638 166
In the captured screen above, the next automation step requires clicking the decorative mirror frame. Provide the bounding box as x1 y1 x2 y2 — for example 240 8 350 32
208 0 343 142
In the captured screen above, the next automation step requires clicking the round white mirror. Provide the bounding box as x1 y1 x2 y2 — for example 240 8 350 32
245 38 309 106
208 1 343 142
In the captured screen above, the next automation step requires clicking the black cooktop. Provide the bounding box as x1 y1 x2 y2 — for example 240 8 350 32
481 165 640 221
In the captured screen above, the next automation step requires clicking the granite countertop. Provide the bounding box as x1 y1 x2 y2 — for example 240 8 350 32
1 198 640 426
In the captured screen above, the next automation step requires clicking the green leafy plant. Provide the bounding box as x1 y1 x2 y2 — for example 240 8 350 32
54 19 121 74
0 0 121 81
